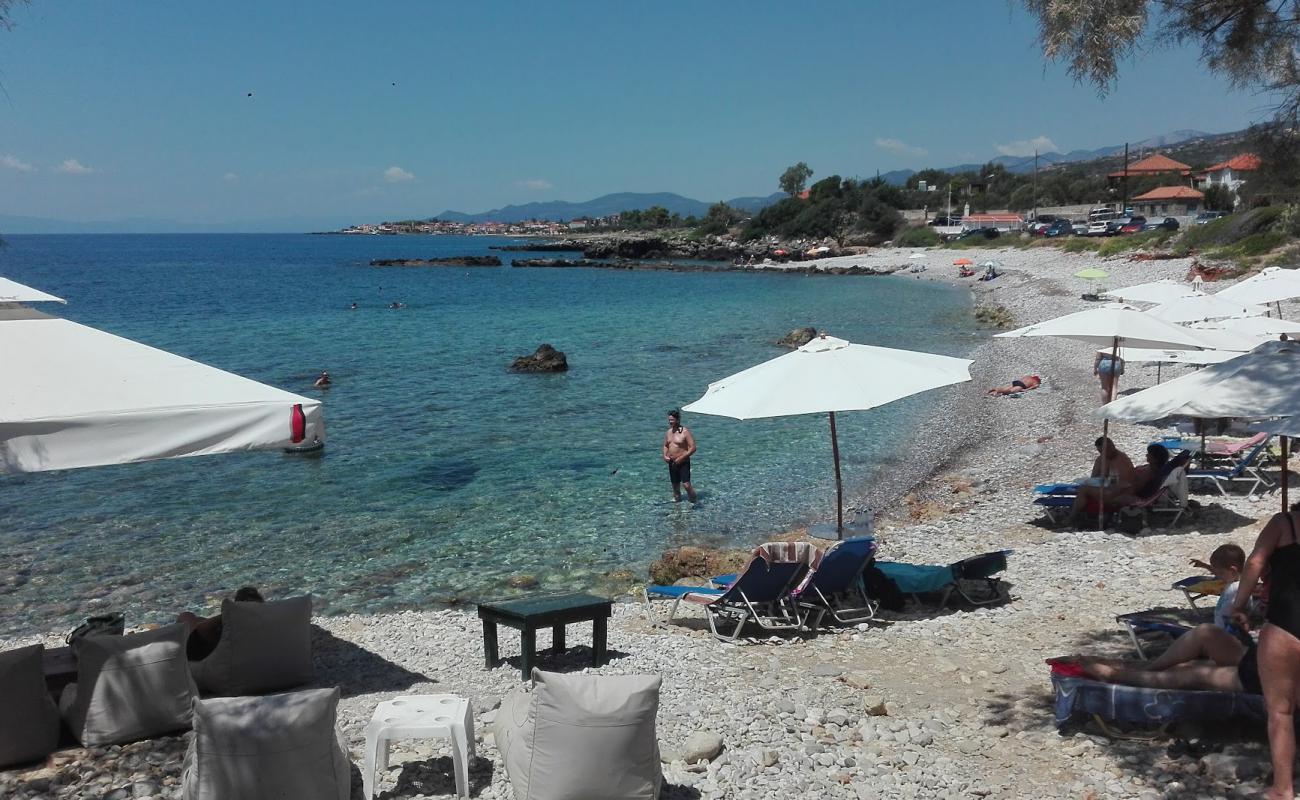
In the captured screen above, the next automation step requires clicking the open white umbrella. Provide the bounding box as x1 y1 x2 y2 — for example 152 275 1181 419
1102 346 1242 366
1211 316 1300 337
683 334 972 536
1146 293 1265 323
1102 279 1194 306
0 275 66 304
1216 267 1300 306
1 307 325 473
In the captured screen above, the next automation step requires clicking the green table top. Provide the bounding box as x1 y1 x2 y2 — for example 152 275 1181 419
478 591 611 621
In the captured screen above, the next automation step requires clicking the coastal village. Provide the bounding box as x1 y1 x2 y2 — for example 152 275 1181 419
10 5 1300 800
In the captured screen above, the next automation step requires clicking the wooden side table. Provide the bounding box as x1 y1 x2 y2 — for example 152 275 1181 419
477 592 613 681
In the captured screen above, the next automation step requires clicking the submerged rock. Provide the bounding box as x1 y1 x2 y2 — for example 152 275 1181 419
648 545 747 585
777 327 818 349
510 344 569 373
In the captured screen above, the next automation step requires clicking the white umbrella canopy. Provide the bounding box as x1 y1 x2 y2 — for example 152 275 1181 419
1103 346 1242 366
1098 340 1300 423
0 308 325 473
995 305 1207 350
1102 279 1194 305
1145 293 1266 323
1212 316 1300 337
1216 267 1300 305
1183 325 1270 352
683 334 973 534
0 276 66 304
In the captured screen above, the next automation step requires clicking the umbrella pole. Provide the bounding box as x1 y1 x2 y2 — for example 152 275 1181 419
1284 436 1290 511
1157 362 1162 384
829 411 844 539
1099 335 1119 530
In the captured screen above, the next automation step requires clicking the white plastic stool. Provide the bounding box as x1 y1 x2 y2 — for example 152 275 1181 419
363 694 475 799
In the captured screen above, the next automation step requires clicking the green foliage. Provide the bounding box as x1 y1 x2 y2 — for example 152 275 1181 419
1177 207 1284 254
691 202 742 236
742 175 903 245
1202 184 1235 213
894 226 941 247
779 162 813 196
615 206 683 231
1059 237 1102 253
1205 231 1288 261
1095 229 1175 257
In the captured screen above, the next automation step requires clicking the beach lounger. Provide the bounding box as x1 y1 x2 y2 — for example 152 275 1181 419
1051 675 1263 735
642 542 815 642
875 550 1012 607
1118 453 1192 529
1188 436 1274 497
1115 611 1195 658
1172 575 1224 616
709 537 879 627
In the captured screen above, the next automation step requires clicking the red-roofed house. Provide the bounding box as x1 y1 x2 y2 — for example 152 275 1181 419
1194 153 1261 195
1131 186 1204 217
1107 154 1193 187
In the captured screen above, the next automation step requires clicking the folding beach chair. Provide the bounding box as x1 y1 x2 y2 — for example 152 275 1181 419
1171 575 1224 616
1115 611 1195 659
1118 452 1192 529
709 537 879 627
642 543 815 643
1188 436 1274 497
875 550 1012 607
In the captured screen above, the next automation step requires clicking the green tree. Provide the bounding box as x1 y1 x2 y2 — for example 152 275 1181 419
1202 183 1236 211
779 162 814 196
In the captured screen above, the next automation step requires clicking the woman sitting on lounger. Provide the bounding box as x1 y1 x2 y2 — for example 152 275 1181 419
987 375 1040 395
177 586 264 661
1070 440 1166 524
1074 623 1260 695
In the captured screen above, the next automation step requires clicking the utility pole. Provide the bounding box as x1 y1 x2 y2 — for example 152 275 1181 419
947 181 952 221
1121 142 1130 214
1032 150 1039 221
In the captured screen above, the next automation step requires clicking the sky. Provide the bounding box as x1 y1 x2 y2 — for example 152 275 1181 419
0 1 1281 231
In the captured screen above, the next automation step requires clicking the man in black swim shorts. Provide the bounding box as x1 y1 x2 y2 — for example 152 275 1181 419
663 409 698 503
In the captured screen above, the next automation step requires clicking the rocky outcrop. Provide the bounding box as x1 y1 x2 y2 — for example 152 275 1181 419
369 256 502 267
648 545 748 585
510 344 568 373
777 327 818 349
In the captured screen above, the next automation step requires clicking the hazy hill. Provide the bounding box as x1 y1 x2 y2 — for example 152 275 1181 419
436 191 786 223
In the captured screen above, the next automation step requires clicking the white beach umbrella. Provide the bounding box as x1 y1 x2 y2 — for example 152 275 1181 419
0 307 325 473
1182 325 1269 353
1102 279 1194 306
1216 267 1300 305
1210 316 1300 337
683 334 973 536
0 275 66 304
1146 293 1265 323
1102 346 1242 366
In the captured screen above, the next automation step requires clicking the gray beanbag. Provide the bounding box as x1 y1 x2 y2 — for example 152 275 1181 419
494 669 662 800
0 644 60 768
182 687 351 800
190 596 313 696
60 623 196 746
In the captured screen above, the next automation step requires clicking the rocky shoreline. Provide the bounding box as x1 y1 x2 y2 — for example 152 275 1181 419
2 246 1292 799
508 257 901 275
492 233 848 262
369 256 503 267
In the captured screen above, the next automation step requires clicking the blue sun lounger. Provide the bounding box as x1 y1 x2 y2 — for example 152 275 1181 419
710 537 880 627
1188 436 1274 497
875 550 1012 607
643 544 813 643
1051 675 1264 734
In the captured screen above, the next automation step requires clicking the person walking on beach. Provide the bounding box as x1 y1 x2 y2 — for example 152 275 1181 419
1094 351 1125 403
1230 502 1300 800
663 409 697 503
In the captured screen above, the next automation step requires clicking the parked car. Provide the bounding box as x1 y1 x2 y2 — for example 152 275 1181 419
955 227 1000 241
1026 214 1060 235
1194 211 1227 225
1043 219 1074 237
1144 217 1180 232
1071 221 1089 236
929 215 962 226
1105 216 1145 235
1118 216 1148 234
1087 220 1111 236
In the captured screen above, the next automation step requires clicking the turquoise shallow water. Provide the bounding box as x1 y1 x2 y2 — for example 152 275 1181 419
0 234 976 636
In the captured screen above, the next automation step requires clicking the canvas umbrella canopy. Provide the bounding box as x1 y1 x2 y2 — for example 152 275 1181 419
997 305 1205 525
1146 293 1265 323
1211 316 1300 337
0 275 66 304
1102 279 1194 306
0 307 325 473
1216 267 1300 306
1102 346 1242 367
682 334 973 536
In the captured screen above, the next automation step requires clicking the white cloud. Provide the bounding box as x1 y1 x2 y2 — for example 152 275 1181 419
994 136 1058 158
222 172 239 183
383 165 414 183
874 137 927 158
56 158 95 175
516 178 553 191
1 154 34 172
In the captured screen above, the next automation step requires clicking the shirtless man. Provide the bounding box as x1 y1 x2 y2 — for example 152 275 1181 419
1070 436 1137 523
663 409 698 503
314 371 331 389
987 374 1040 395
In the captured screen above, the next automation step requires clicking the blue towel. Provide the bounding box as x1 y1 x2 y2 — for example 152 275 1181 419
645 584 724 599
1034 482 1078 495
875 562 956 594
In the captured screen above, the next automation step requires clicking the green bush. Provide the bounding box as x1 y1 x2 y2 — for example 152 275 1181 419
1176 207 1285 255
1059 237 1102 253
1205 231 1288 260
894 226 940 247
1096 230 1175 257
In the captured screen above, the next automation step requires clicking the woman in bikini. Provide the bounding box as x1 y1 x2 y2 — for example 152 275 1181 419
1231 502 1300 800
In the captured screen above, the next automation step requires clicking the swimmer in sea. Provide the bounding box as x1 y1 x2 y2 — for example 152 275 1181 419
314 371 332 389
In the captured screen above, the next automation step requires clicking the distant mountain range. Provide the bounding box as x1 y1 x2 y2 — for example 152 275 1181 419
435 191 787 224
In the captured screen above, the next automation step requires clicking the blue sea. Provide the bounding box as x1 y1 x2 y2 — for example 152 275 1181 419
0 234 977 636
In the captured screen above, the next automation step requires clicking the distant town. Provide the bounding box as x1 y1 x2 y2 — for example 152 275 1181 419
334 218 609 236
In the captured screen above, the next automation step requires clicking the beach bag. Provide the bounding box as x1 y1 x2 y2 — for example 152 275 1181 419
67 612 125 645
862 560 905 611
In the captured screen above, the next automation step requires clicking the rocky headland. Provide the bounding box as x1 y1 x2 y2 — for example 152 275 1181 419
369 256 503 267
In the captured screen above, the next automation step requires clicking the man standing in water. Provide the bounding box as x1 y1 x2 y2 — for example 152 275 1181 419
663 409 698 503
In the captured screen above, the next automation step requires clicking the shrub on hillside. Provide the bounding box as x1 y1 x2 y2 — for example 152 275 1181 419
894 226 940 248
1177 207 1285 254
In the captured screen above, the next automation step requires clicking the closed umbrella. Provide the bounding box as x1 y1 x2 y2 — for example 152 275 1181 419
683 334 972 536
996 305 1205 526
1102 279 1194 305
1146 293 1265 323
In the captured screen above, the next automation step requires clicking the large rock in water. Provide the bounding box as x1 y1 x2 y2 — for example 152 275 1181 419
510 344 568 373
648 546 748 585
777 327 818 349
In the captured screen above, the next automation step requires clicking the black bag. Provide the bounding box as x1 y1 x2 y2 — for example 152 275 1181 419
66 612 125 645
863 559 906 611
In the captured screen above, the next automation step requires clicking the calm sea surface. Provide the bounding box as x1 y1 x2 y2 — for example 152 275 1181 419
0 234 976 636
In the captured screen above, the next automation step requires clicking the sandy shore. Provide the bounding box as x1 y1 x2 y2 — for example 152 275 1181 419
3 244 1294 799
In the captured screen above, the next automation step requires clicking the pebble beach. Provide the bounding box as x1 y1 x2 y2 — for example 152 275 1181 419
2 244 1291 800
